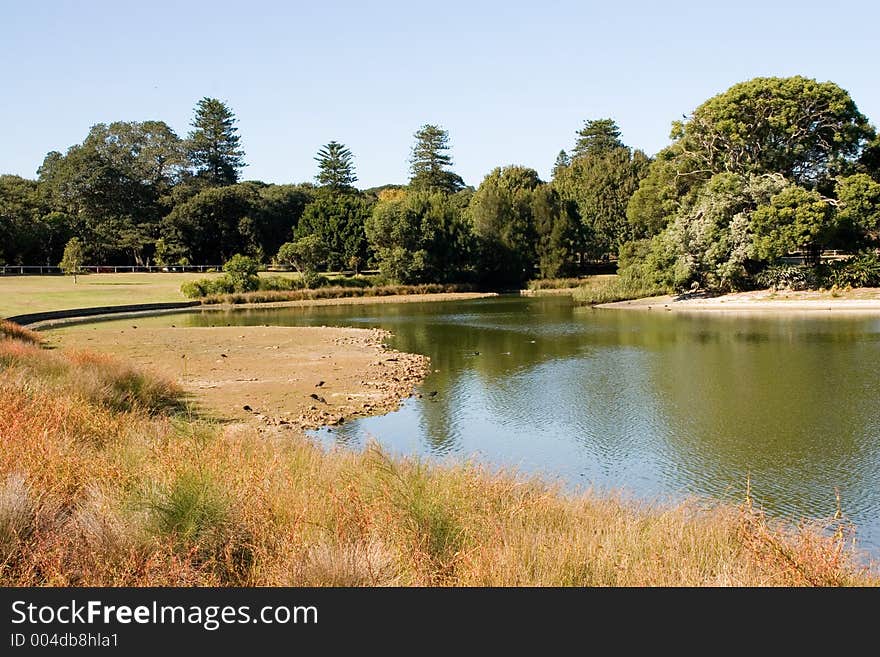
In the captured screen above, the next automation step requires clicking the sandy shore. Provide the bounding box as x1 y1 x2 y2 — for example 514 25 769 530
599 288 880 313
48 325 428 431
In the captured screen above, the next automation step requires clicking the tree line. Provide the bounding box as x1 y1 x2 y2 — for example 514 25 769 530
2 76 879 291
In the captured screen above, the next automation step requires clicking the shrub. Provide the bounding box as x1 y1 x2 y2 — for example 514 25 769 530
824 252 880 288
259 275 304 292
180 274 237 298
180 279 213 299
223 254 261 293
0 473 32 564
1 337 877 586
327 276 373 289
0 340 184 416
756 265 819 291
302 272 328 289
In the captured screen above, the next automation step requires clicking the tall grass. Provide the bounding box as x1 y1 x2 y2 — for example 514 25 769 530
0 340 183 415
572 275 670 306
526 277 589 291
1 320 42 344
0 330 875 586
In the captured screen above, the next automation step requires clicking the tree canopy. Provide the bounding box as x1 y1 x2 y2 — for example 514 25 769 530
408 124 465 193
554 129 650 259
468 166 577 286
673 76 873 186
621 76 879 293
294 191 372 271
2 75 879 297
315 141 357 191
572 119 625 159
188 97 246 187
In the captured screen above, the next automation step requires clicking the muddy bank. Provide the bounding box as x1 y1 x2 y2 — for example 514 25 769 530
48 325 428 431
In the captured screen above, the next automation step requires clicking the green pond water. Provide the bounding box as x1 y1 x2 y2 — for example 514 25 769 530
57 295 880 556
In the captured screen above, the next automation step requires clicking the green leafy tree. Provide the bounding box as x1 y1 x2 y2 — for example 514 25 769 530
277 235 328 287
315 141 357 191
153 237 188 267
532 184 579 278
627 76 876 240
626 146 696 239
188 97 246 187
253 183 314 258
572 119 624 159
554 146 650 259
467 166 543 286
676 77 874 186
752 186 837 265
294 192 372 271
409 124 465 193
666 173 788 290
836 174 880 238
552 150 570 178
160 184 259 263
36 121 185 265
859 134 880 181
365 189 473 284
59 237 85 282
0 175 57 266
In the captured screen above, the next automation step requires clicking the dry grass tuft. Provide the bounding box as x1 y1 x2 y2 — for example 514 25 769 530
0 320 42 344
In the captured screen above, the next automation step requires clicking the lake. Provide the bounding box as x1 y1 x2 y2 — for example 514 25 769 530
62 295 880 556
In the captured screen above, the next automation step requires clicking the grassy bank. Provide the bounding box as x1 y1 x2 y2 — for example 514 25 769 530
0 326 875 586
0 272 238 317
0 273 479 318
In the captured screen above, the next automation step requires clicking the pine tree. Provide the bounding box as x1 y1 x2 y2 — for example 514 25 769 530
188 97 246 186
572 119 624 159
408 124 464 192
315 141 357 191
552 149 571 178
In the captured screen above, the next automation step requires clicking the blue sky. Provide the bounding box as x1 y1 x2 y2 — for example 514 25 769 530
2 0 879 188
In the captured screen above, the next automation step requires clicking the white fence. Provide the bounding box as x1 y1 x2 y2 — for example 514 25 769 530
1 265 222 275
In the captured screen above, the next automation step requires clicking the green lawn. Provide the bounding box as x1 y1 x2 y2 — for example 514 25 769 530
0 272 301 317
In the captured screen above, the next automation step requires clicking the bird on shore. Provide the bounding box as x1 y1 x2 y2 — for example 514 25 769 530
316 381 325 388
